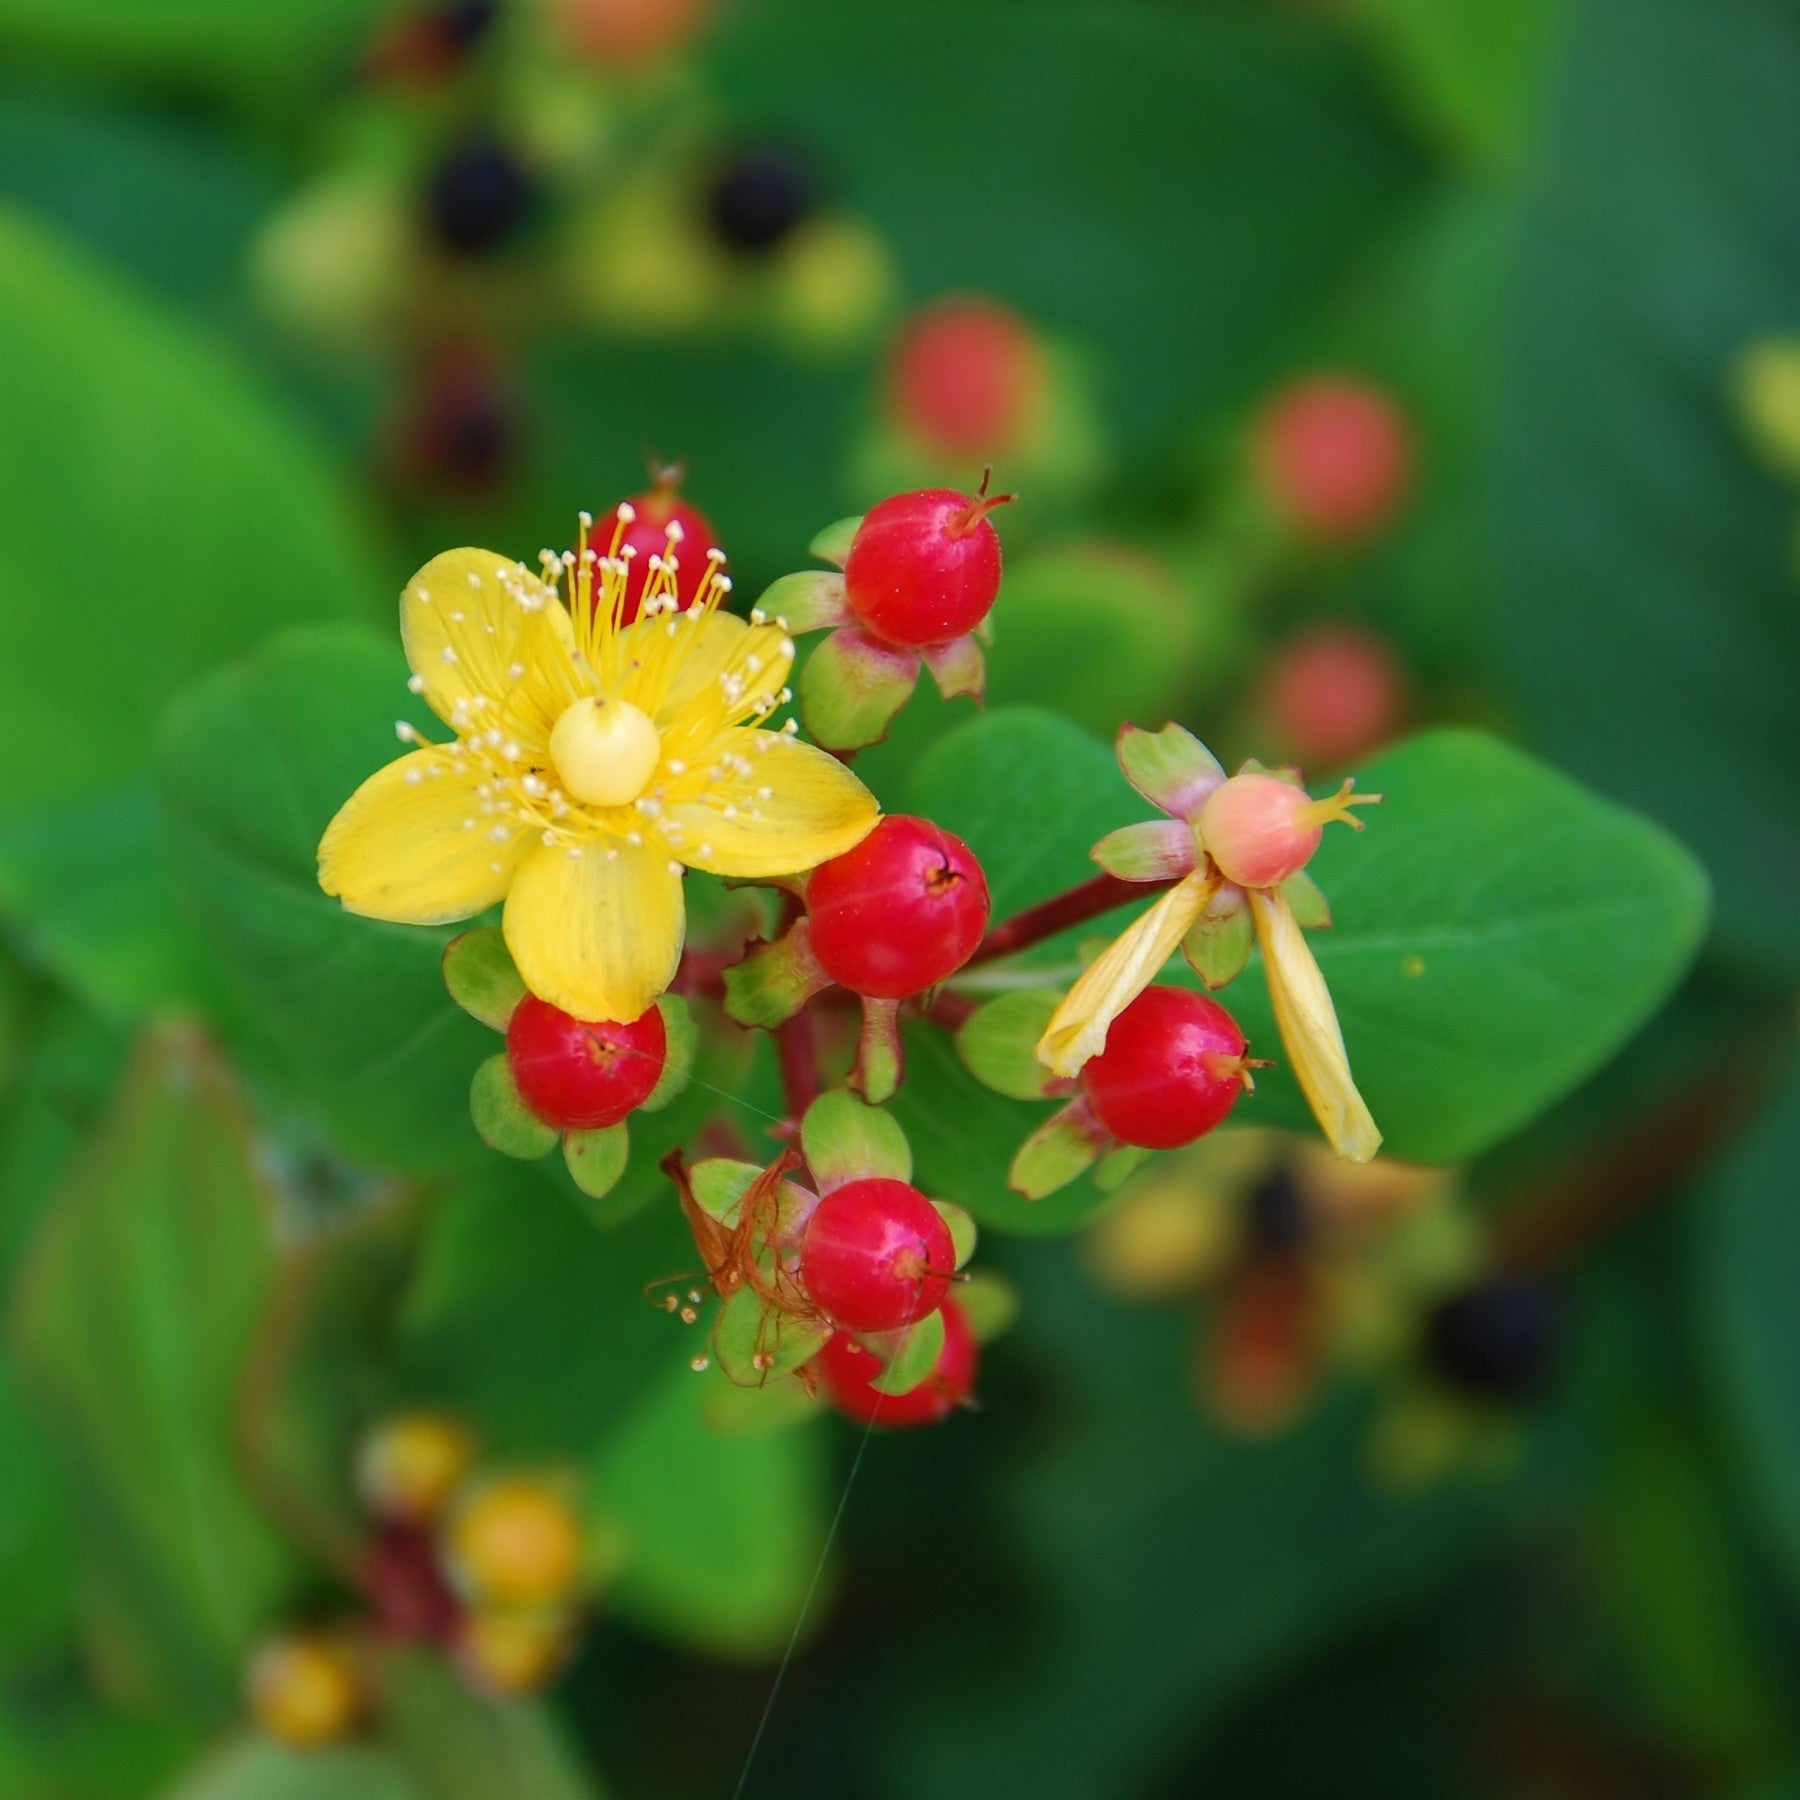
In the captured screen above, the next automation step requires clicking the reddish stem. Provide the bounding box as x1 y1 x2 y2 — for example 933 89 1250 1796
967 872 1171 967
774 1009 822 1125
918 988 978 1030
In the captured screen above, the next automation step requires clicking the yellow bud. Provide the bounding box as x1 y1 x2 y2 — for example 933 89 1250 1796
1734 337 1800 479
355 1412 477 1526
549 697 661 808
455 1609 574 1696
446 1476 584 1609
246 1632 363 1748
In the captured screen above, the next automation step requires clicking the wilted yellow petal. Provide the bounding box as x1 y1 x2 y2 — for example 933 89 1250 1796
400 548 576 743
503 839 683 1023
1248 887 1381 1163
319 747 527 925
668 730 878 878
1035 870 1217 1076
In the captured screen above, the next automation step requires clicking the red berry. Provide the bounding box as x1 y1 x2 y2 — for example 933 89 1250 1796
592 468 721 626
887 297 1045 460
555 0 707 65
800 1178 954 1333
842 487 1008 648
806 815 989 998
1199 770 1375 891
816 1296 978 1428
1080 986 1249 1150
1253 376 1413 542
505 996 666 1131
1259 624 1407 768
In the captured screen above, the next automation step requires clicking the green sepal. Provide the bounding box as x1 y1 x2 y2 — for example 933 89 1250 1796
1008 1097 1110 1200
957 1271 1020 1345
642 994 697 1111
1115 721 1225 822
443 927 526 1031
1280 869 1332 929
808 514 863 566
868 1308 946 1397
713 1288 832 1388
469 1053 557 1159
1090 819 1198 883
919 633 985 703
563 1120 629 1199
798 624 920 751
932 1200 977 1270
849 994 904 1104
1184 894 1253 990
757 568 849 633
956 989 1066 1099
722 918 832 1029
688 1158 766 1224
703 1368 827 1436
801 1086 911 1191
1094 1144 1151 1192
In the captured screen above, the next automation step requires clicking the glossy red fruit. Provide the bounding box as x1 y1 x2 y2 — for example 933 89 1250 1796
800 1178 955 1333
816 1296 978 1428
1259 623 1407 768
887 297 1045 459
1080 986 1249 1150
506 996 665 1130
806 815 989 998
1253 375 1413 542
842 487 1008 648
597 468 721 625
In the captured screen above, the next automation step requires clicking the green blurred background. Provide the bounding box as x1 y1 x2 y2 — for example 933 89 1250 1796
1 0 1799 1796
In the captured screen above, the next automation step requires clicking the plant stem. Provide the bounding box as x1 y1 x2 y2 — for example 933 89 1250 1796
774 1009 822 1126
967 872 1169 967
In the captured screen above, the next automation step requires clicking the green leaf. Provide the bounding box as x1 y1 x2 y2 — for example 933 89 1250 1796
591 1362 830 1659
470 1056 557 1161
163 1737 420 1800
442 930 525 1034
378 1650 601 1800
0 784 203 1021
563 1122 630 1203
956 989 1064 1100
1494 0 1800 975
156 627 496 1176
0 205 380 824
869 1308 945 1397
712 1287 831 1389
957 1271 1019 1345
801 1086 911 1190
1225 730 1711 1163
0 1352 76 1671
7 1026 294 1719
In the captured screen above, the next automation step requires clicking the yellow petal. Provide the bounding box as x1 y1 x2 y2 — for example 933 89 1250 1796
319 747 528 925
619 611 795 733
668 729 878 878
401 548 577 743
1035 870 1217 1076
503 839 684 1022
1248 887 1381 1163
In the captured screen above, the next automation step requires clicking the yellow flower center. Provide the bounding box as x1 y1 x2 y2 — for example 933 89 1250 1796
549 696 661 807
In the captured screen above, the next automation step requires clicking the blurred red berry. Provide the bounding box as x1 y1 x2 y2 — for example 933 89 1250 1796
843 487 1009 648
506 996 666 1130
596 467 721 624
1081 986 1250 1149
817 1295 978 1427
556 0 708 63
1253 375 1413 542
807 815 990 998
887 296 1045 460
800 1177 955 1333
1259 623 1407 768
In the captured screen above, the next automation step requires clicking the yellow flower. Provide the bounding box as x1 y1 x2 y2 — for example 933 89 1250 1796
319 512 879 1021
1034 720 1381 1163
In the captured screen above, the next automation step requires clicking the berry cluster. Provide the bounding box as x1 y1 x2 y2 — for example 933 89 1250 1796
247 1413 587 1747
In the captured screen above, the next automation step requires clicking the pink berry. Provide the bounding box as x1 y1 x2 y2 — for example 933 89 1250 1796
1259 624 1407 768
806 815 990 998
593 467 721 626
800 1177 955 1333
1198 770 1375 891
555 0 707 65
816 1296 977 1428
1080 986 1250 1150
1253 376 1412 542
842 487 1009 648
886 297 1045 459
505 995 666 1130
